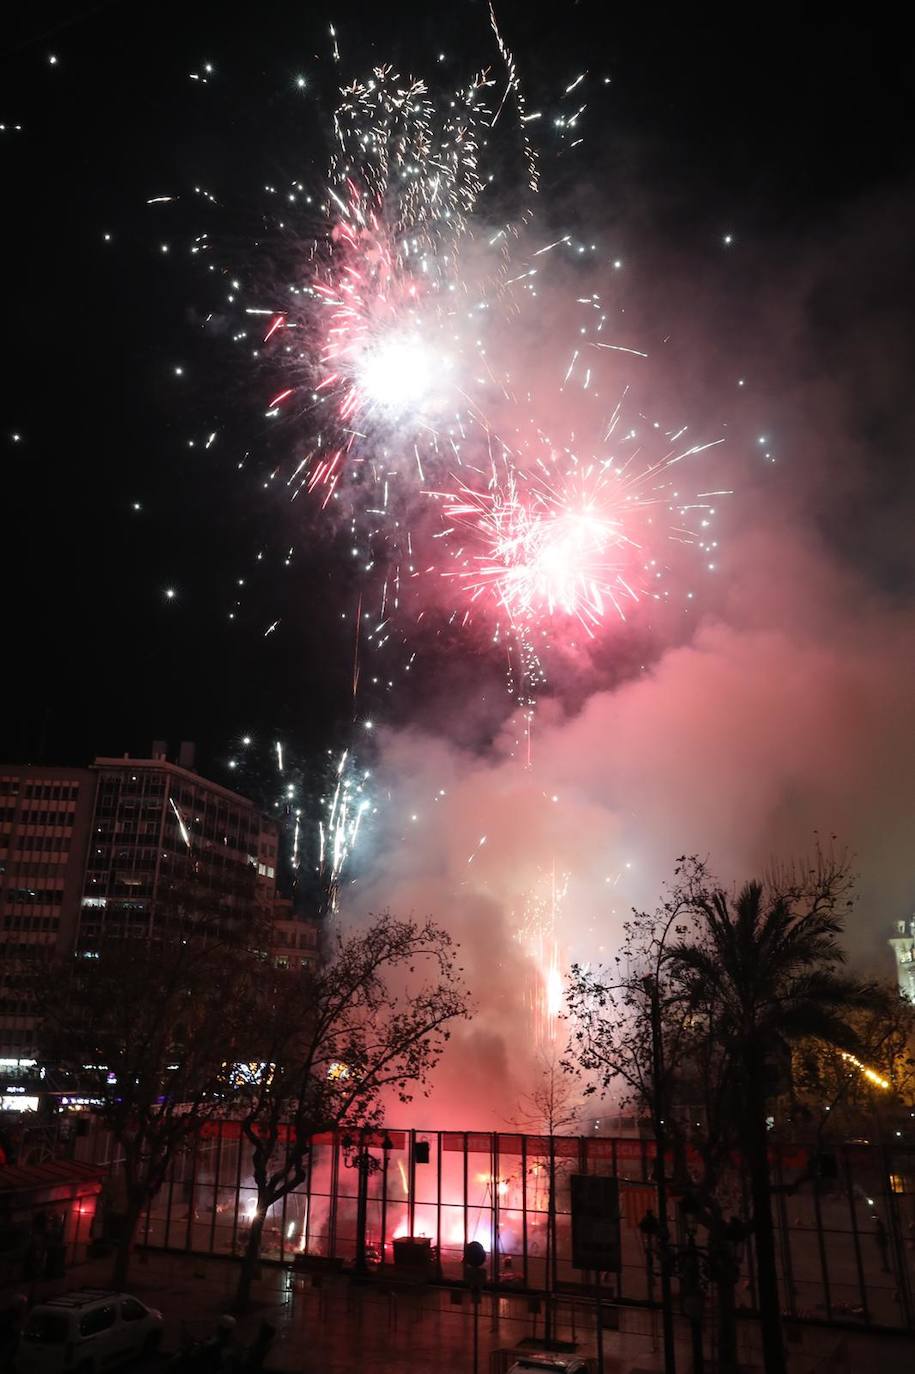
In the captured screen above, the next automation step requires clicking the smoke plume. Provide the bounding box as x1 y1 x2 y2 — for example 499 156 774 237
350 190 915 1128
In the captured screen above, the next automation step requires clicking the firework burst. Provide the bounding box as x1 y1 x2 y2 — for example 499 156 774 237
440 399 725 640
331 65 490 241
261 63 510 503
444 460 639 634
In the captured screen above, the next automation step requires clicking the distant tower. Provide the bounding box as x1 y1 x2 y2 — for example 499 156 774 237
889 918 915 1003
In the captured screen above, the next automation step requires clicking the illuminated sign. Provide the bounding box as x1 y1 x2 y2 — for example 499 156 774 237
226 1062 274 1087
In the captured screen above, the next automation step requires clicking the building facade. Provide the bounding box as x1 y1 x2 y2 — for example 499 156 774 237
0 748 281 1057
889 918 915 1003
78 747 278 948
0 765 98 1056
269 895 321 971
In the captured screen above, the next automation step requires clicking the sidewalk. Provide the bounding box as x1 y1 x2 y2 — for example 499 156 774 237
5 1250 915 1373
5 1249 668 1373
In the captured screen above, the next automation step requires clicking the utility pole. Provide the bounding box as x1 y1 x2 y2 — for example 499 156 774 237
594 1266 604 1374
645 973 677 1374
464 1242 486 1374
680 1235 705 1374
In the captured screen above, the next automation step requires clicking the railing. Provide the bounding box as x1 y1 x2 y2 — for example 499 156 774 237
76 1120 915 1333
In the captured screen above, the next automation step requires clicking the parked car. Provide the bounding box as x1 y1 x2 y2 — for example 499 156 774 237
507 1358 588 1374
17 1290 163 1374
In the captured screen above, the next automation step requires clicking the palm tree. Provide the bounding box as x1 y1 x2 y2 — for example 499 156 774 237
667 874 877 1374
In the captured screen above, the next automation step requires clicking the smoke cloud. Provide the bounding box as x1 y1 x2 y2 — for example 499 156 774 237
348 189 915 1129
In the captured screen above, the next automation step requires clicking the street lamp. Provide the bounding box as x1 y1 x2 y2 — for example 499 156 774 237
638 1206 660 1310
639 1207 708 1374
641 1198 748 1374
343 1130 393 1276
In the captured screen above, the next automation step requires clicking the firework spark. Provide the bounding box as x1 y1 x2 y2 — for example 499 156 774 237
318 748 371 914
516 864 568 1047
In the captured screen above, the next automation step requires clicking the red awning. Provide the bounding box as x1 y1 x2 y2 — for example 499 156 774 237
0 1160 104 1194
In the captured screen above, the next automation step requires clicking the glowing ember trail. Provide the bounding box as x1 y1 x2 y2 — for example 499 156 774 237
516 866 568 1048
318 749 371 915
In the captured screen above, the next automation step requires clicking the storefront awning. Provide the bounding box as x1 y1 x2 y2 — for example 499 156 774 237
0 1160 104 1206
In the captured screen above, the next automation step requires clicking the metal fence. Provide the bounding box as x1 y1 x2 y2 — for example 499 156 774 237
91 1124 915 1332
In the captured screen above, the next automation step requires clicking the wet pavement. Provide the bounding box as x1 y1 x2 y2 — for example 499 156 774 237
5 1249 915 1373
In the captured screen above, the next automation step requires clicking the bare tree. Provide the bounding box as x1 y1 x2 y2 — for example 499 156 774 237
232 912 468 1312
37 933 254 1287
565 881 697 1374
512 1050 585 1340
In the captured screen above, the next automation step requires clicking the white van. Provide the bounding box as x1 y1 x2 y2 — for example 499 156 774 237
18 1290 163 1374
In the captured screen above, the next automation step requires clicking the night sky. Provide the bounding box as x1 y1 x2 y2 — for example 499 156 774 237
3 0 915 800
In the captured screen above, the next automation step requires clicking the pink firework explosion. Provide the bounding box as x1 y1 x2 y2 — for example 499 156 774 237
301 181 468 502
446 463 640 633
269 62 498 502
318 187 456 425
442 418 725 636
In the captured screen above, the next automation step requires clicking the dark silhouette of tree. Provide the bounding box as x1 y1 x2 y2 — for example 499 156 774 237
662 987 749 1374
37 932 255 1288
567 850 884 1374
231 912 468 1312
666 852 881 1374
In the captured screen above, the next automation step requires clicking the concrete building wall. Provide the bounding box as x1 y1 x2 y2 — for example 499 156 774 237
0 749 279 1055
0 765 98 1055
270 894 320 970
